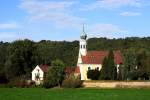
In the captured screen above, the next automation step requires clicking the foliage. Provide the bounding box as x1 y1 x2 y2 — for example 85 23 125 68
43 59 65 88
4 39 35 80
7 77 28 88
123 49 150 80
0 37 150 82
87 69 100 80
62 74 83 88
100 51 117 80
0 71 8 84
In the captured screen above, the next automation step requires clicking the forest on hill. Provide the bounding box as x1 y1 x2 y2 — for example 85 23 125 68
0 37 150 83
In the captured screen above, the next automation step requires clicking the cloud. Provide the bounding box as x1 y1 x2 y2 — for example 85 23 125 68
81 0 141 11
87 24 127 38
0 22 19 29
19 0 85 27
120 11 141 16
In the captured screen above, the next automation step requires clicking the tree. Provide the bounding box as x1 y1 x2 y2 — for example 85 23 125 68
100 57 109 80
107 51 117 80
100 51 117 80
43 59 65 88
145 56 150 79
123 49 137 80
136 51 149 80
4 40 35 80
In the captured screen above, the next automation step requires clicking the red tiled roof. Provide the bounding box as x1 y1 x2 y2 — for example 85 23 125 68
65 66 80 74
81 51 123 64
65 67 75 75
40 65 49 73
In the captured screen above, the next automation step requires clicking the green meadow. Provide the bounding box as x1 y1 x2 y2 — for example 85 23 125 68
0 88 150 100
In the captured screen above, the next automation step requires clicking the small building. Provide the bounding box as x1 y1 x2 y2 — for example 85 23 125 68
31 65 48 83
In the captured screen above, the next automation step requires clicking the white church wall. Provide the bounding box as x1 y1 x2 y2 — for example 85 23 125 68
79 64 102 80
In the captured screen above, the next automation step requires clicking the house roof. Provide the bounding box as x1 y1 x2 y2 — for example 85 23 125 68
81 51 123 64
65 66 80 74
40 65 49 73
75 66 80 73
65 67 75 75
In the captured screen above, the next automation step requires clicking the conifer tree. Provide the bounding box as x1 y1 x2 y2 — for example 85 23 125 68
100 50 117 80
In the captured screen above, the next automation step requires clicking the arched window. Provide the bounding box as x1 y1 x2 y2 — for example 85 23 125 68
81 45 82 49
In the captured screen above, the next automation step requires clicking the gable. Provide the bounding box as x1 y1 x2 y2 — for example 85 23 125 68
32 65 43 73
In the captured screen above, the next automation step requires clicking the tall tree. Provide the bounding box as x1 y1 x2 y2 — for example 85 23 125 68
123 49 137 80
100 57 109 80
100 51 117 80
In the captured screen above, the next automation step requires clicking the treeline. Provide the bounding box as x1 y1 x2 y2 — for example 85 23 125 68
0 40 79 83
0 37 150 83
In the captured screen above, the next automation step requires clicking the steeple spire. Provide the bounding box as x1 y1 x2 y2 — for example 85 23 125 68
82 24 85 33
80 24 87 40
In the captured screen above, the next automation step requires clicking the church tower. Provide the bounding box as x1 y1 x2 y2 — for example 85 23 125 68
77 25 87 64
79 24 87 56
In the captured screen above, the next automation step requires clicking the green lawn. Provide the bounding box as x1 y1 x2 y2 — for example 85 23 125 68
0 88 150 100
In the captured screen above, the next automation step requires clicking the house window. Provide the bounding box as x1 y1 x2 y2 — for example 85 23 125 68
88 67 91 70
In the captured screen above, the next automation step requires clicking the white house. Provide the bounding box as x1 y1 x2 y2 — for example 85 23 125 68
31 65 48 83
77 26 123 80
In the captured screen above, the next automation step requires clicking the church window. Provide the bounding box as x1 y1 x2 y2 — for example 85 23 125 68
83 45 85 49
81 45 82 49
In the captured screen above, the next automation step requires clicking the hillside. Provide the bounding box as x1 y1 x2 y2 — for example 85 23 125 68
0 37 150 82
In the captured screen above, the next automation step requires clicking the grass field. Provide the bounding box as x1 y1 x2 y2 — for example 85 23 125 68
0 88 150 100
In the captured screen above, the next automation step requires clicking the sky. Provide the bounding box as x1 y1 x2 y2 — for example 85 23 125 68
0 0 150 42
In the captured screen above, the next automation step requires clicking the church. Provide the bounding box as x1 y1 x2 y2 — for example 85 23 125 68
77 26 123 80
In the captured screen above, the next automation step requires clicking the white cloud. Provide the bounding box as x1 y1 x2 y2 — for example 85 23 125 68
120 11 141 16
87 24 127 38
81 0 141 11
19 0 85 27
0 22 19 29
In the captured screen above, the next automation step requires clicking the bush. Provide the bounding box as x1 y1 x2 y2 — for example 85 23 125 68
87 69 100 80
6 77 28 88
0 72 8 84
43 78 57 89
62 74 83 88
